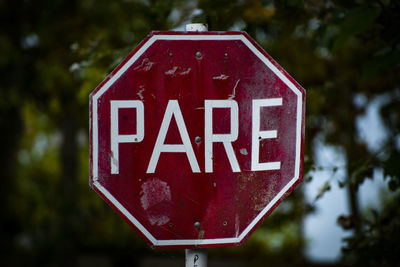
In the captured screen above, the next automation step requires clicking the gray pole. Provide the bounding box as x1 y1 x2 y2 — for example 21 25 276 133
184 23 209 267
185 248 208 267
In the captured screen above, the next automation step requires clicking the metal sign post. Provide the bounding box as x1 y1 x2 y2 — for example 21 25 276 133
185 248 208 267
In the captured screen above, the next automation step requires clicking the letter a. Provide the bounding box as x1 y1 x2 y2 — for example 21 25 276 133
147 100 200 173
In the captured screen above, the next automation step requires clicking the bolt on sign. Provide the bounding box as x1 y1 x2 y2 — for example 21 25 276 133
89 31 305 248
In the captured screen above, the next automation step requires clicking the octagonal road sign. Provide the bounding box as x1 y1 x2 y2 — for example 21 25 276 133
89 31 305 249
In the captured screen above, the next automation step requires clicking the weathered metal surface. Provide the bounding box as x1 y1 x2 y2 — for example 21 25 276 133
89 31 305 248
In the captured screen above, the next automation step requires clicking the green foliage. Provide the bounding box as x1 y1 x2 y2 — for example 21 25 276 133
1 0 400 266
341 192 400 266
383 151 400 191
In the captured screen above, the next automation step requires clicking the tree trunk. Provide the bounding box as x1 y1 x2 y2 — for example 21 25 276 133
58 108 79 267
0 107 23 261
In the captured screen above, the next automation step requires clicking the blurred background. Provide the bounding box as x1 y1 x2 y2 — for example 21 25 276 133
1 0 400 266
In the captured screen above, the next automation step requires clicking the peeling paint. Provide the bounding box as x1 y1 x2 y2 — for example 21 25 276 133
239 148 248 155
134 58 155 72
165 66 191 77
149 215 169 226
137 85 145 100
140 178 172 226
212 74 229 80
253 177 279 212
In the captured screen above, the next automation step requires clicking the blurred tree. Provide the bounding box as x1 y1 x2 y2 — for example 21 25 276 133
1 0 399 266
308 0 400 265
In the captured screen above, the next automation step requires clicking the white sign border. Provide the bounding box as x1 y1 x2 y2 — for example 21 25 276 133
91 33 304 247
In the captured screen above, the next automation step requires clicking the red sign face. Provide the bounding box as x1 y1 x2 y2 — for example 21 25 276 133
89 31 305 248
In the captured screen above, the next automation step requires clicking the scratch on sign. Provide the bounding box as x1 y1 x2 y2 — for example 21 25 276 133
228 79 240 99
